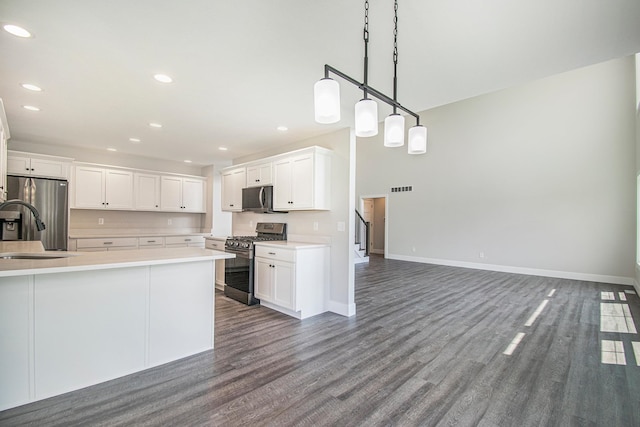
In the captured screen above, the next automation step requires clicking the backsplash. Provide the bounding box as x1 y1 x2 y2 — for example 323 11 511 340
69 209 205 236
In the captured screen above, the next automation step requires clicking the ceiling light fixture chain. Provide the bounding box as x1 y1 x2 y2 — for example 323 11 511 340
313 0 427 154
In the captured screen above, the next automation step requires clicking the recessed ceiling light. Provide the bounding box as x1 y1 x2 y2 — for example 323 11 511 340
129 137 141 143
107 148 117 152
218 147 228 151
149 122 162 128
277 126 288 131
21 83 42 92
3 24 31 38
22 105 40 111
153 74 173 83
184 160 192 163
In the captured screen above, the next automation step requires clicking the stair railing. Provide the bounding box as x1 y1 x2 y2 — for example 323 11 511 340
355 209 370 256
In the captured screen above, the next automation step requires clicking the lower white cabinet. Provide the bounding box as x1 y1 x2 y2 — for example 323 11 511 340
165 235 205 248
253 242 329 319
75 237 138 252
205 237 227 290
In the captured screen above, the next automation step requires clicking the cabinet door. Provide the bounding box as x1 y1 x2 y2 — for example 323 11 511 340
246 162 272 187
134 173 160 210
273 159 292 210
182 178 205 212
160 176 183 211
273 261 295 310
290 155 314 209
0 127 7 201
105 170 134 209
6 156 31 175
221 169 245 212
254 258 274 301
29 158 67 179
73 166 106 208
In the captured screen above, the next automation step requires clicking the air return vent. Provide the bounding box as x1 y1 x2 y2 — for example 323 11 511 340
391 186 412 193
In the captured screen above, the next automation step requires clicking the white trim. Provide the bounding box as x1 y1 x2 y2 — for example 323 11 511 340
328 299 356 317
388 253 635 286
358 194 389 258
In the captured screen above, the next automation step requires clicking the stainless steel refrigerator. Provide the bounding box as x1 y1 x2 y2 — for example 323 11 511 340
6 175 69 250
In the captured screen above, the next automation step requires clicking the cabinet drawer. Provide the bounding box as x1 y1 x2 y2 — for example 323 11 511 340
254 245 295 262
138 237 165 247
165 235 205 245
205 239 226 250
76 237 138 249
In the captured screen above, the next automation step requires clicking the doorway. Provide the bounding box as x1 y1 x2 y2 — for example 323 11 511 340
359 195 387 258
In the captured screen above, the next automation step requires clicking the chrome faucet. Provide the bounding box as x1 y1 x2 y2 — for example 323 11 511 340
0 199 46 231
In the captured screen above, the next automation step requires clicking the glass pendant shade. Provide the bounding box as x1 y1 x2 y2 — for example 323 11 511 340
408 125 427 154
314 78 340 124
384 113 405 147
355 98 378 137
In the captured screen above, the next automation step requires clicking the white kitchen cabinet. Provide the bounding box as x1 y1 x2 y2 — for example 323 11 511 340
7 152 72 180
245 161 272 187
75 237 138 252
272 147 331 211
221 167 246 212
253 242 329 319
160 176 205 213
73 165 134 210
134 173 161 210
138 237 164 249
165 235 205 248
0 117 7 202
205 237 227 290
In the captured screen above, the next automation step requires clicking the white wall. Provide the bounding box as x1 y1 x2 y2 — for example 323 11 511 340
358 56 637 284
230 128 355 316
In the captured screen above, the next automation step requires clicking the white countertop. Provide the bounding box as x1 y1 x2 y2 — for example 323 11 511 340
253 241 329 249
0 241 234 278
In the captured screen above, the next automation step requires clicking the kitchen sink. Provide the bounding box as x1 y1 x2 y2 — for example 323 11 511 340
0 252 79 260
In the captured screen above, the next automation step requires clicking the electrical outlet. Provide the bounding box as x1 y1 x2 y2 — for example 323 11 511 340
98 218 104 225
479 252 485 259
249 220 254 228
337 221 345 232
168 219 172 225
313 221 319 231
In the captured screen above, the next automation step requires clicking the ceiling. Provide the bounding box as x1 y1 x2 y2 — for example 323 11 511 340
1 0 640 166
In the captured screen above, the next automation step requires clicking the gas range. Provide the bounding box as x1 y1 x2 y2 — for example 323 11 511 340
224 222 287 305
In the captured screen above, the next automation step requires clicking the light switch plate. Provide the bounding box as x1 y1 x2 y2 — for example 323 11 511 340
337 221 345 232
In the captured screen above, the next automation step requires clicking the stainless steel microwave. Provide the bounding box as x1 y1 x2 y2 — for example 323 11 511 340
241 186 286 213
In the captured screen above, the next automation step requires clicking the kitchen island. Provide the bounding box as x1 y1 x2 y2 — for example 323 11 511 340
0 241 234 411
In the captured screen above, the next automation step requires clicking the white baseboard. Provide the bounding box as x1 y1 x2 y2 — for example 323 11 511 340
327 300 356 317
387 253 635 286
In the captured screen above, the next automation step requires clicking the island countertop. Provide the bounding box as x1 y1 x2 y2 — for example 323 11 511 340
0 241 234 277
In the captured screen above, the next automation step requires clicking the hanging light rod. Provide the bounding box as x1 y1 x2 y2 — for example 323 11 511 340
320 64 421 124
314 0 427 154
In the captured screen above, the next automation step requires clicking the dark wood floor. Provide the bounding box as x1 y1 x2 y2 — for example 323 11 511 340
2 256 640 426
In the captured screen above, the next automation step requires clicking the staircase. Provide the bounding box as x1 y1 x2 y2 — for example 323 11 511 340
354 210 370 264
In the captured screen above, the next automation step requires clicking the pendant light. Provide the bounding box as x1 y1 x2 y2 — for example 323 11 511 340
313 78 340 124
384 0 405 147
408 125 427 154
313 0 427 155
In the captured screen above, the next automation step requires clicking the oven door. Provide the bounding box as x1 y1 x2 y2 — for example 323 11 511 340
224 247 252 293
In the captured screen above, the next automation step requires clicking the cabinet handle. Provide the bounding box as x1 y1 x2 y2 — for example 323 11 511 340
103 242 113 245
268 252 276 255
31 168 35 171
147 240 156 243
185 239 192 242
25 168 30 171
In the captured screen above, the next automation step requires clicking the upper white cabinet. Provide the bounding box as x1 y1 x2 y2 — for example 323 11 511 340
273 147 331 211
0 101 8 202
7 152 72 180
73 166 134 210
246 162 272 187
134 172 161 211
160 176 205 213
221 167 246 212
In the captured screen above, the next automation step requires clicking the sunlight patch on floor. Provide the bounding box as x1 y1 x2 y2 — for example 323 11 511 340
601 340 626 365
600 303 637 334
